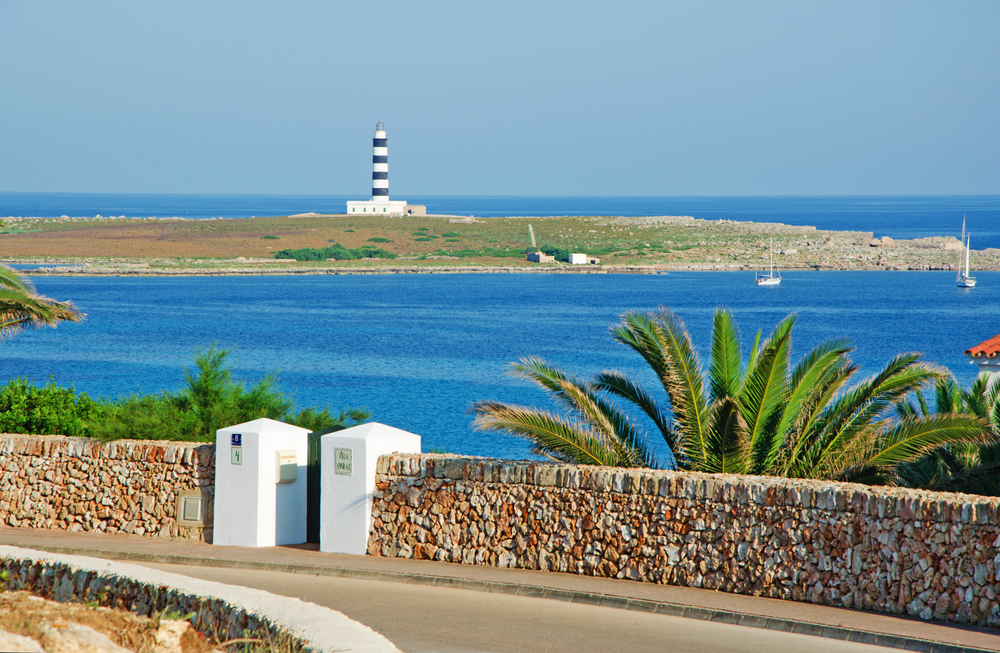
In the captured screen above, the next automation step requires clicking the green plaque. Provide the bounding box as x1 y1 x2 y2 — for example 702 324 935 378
334 447 353 475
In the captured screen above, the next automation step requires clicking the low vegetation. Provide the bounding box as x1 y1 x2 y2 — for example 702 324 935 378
3 212 993 272
0 346 368 442
273 243 396 261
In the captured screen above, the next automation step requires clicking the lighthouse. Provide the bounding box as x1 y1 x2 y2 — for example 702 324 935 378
372 121 389 200
346 121 420 216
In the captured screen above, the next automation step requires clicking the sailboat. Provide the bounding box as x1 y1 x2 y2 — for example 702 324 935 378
957 216 976 288
756 239 781 286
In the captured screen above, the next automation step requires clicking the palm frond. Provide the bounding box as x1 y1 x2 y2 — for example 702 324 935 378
709 308 742 401
594 370 675 467
704 396 745 474
492 358 659 468
775 342 852 452
0 286 84 341
861 413 993 470
737 314 794 474
933 377 961 414
470 400 626 466
612 309 710 467
809 354 941 465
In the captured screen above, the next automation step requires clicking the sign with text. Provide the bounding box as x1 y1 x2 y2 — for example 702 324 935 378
231 433 242 446
231 446 243 465
334 447 353 475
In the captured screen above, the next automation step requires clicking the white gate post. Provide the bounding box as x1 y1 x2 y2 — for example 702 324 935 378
214 418 310 547
320 422 421 554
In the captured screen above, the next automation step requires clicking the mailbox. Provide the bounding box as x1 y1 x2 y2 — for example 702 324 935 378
275 450 298 484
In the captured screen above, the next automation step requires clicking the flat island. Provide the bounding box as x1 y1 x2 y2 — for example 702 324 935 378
1 213 995 276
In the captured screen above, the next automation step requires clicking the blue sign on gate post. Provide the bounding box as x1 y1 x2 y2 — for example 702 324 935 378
231 433 242 446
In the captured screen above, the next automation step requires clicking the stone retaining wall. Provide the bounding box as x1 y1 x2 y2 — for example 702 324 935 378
0 554 292 647
0 435 214 540
368 454 1000 629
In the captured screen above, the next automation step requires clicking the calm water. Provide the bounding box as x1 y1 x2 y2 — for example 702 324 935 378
2 193 999 249
8 272 999 459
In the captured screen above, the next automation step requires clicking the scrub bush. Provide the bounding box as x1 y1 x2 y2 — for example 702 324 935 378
0 347 369 442
0 378 110 437
273 243 396 261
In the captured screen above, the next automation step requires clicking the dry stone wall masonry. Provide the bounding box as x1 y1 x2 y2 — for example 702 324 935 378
368 454 1000 629
0 435 214 540
0 554 302 649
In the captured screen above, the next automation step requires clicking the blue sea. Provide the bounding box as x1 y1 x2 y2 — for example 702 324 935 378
1 192 999 249
2 193 999 459
7 272 1000 460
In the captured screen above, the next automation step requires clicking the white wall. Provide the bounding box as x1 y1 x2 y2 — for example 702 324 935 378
346 200 408 215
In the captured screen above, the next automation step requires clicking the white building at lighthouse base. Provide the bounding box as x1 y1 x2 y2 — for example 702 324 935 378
346 200 409 216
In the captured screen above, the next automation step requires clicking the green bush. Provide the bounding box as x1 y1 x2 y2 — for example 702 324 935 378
366 237 392 243
273 243 396 261
540 245 570 262
0 346 369 442
441 232 460 238
261 235 280 240
90 345 370 442
0 378 110 437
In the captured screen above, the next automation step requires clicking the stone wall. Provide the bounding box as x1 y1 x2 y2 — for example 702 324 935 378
0 552 300 648
0 435 214 540
368 454 1000 629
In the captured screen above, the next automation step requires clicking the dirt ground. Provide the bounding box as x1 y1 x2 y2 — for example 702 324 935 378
0 591 218 653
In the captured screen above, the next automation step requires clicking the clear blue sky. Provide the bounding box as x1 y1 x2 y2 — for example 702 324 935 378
1 1 997 196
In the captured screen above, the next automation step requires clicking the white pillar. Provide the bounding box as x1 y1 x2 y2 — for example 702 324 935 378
213 418 310 547
320 422 421 555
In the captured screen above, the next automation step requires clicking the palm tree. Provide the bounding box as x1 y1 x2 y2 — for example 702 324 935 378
0 265 83 340
893 374 1000 494
472 307 989 483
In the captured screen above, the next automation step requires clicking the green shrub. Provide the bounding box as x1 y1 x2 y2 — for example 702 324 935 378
366 237 392 243
274 243 396 261
90 345 370 442
540 245 570 262
0 347 370 442
0 378 110 437
441 232 460 237
261 235 280 240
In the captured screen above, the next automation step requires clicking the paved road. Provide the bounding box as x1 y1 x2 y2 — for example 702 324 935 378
139 562 901 653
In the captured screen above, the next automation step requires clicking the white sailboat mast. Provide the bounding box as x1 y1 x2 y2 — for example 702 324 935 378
965 234 972 277
957 215 967 282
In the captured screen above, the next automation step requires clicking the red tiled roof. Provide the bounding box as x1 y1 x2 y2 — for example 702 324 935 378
966 334 1000 359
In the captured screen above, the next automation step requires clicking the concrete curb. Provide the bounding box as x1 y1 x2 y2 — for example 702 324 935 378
24 544 996 653
0 546 401 653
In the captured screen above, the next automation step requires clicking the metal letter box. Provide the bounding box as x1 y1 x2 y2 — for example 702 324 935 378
275 449 298 484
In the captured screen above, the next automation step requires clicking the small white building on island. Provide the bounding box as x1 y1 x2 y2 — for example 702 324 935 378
346 121 424 216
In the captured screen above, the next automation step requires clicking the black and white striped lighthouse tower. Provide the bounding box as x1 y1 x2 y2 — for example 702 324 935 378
372 121 389 200
346 120 422 216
